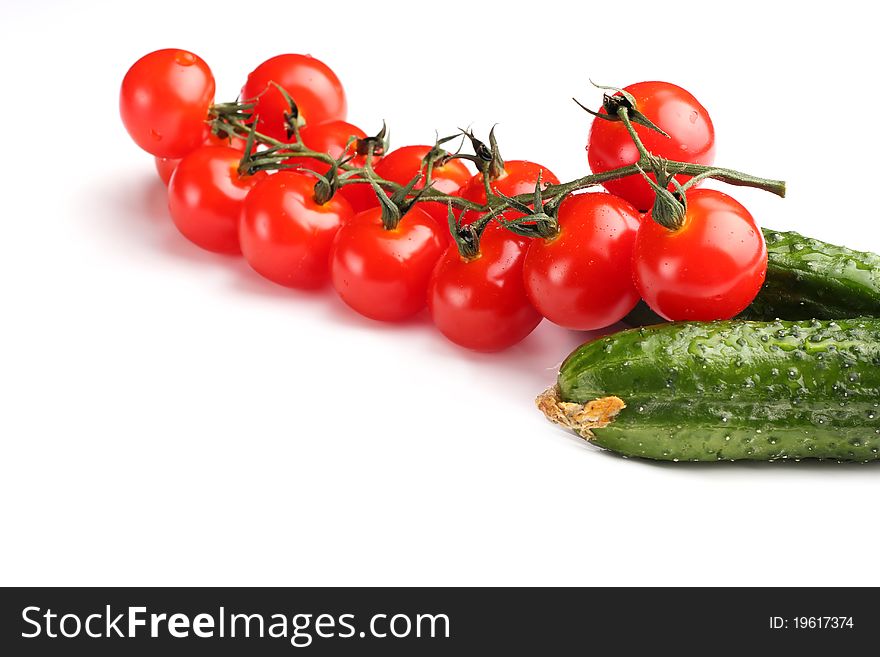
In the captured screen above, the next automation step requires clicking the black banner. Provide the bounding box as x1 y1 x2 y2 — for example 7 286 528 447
1 587 875 654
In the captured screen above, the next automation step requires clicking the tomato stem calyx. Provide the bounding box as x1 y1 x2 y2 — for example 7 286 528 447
637 159 688 230
573 80 669 138
265 82 306 142
448 203 496 260
312 151 354 205
495 173 560 239
367 169 433 231
458 127 505 181
356 121 389 158
422 133 461 184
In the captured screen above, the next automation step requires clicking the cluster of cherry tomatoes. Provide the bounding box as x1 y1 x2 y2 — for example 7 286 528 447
120 49 768 352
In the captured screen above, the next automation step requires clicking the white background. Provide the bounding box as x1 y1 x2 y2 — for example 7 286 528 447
2 0 878 587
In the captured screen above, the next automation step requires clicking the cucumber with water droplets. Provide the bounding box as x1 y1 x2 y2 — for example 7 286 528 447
623 229 880 327
741 229 880 320
538 318 880 462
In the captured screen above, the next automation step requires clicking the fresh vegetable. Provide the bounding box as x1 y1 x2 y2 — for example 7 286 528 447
624 229 880 326
523 192 642 330
330 206 445 321
284 119 381 213
587 81 715 211
458 160 559 224
285 120 369 171
741 229 880 321
154 132 247 185
120 49 215 158
167 145 266 254
428 223 541 351
633 188 768 321
155 155 179 186
241 54 347 141
122 49 792 367
540 318 880 462
374 145 473 232
239 171 353 288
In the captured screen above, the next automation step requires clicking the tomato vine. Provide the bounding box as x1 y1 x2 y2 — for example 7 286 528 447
207 89 785 259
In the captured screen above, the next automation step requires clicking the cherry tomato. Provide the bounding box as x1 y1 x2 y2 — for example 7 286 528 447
154 132 247 185
632 188 767 321
337 177 383 216
120 49 215 158
285 120 382 214
240 171 353 289
330 207 445 321
458 160 560 224
241 54 347 142
429 223 541 351
167 146 266 254
523 193 642 330
373 145 473 231
587 81 715 211
287 120 367 170
155 155 180 186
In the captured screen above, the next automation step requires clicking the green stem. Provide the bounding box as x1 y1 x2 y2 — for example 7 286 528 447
208 100 786 251
508 161 785 208
617 107 652 161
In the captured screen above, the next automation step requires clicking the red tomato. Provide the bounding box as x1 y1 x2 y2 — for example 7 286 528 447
587 81 715 211
155 156 180 186
633 188 767 321
429 223 541 351
287 120 367 171
241 54 347 142
167 146 266 254
458 160 560 224
120 49 215 158
285 120 382 214
330 207 445 321
154 133 247 186
240 171 354 289
373 145 473 230
338 178 382 216
523 193 642 330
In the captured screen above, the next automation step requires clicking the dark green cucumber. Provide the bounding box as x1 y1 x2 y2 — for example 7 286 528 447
741 229 880 320
553 318 880 461
622 229 880 327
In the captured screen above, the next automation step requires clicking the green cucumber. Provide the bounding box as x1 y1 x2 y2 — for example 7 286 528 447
622 229 880 327
741 229 880 320
539 318 880 462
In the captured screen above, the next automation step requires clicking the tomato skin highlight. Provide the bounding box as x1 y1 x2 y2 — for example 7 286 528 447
633 188 767 321
429 224 541 351
241 54 347 141
523 193 642 330
373 145 473 232
587 81 715 211
239 171 353 289
167 146 266 254
120 49 215 158
330 207 445 322
458 160 560 224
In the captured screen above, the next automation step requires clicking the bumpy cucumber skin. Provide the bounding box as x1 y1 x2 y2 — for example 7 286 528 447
742 229 880 321
557 319 880 461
